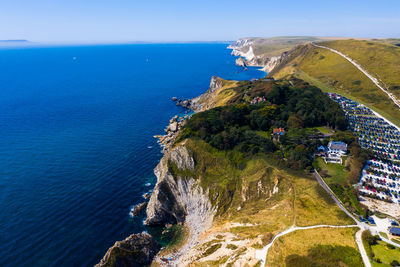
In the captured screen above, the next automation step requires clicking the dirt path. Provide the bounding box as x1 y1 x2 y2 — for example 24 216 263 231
312 43 400 109
254 170 372 267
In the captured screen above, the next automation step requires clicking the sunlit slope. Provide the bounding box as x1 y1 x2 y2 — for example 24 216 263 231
250 36 332 57
321 39 400 97
269 43 400 127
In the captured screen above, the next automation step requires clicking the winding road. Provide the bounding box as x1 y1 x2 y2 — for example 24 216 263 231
314 171 371 267
255 171 372 267
311 43 400 109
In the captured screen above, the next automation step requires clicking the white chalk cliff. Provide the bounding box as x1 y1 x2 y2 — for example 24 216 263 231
228 38 286 73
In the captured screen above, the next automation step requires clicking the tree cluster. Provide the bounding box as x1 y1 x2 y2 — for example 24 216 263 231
177 81 347 169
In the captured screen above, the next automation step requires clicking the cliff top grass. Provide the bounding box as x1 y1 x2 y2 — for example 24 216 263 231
193 78 239 110
246 36 340 57
166 78 368 265
269 42 400 128
266 227 362 267
321 39 400 97
182 139 354 236
173 80 357 231
171 138 357 266
370 241 400 266
362 231 400 267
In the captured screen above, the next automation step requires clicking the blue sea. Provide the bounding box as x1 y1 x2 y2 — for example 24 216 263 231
0 43 265 266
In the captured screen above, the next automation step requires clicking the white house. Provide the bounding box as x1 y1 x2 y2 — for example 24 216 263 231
328 141 347 155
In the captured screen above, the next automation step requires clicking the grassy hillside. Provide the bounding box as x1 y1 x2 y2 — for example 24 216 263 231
249 36 332 57
321 39 400 97
183 138 354 228
169 80 361 265
191 78 239 111
179 138 356 266
266 227 362 267
269 43 400 127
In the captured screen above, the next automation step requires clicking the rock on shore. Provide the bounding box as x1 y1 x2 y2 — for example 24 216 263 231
155 114 190 152
235 57 247 67
95 232 160 267
130 202 146 217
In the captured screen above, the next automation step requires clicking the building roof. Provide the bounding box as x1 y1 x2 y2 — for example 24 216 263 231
390 227 400 235
273 128 285 135
328 141 347 151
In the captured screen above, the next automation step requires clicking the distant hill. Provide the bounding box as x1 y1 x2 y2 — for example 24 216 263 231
0 39 29 43
228 36 347 72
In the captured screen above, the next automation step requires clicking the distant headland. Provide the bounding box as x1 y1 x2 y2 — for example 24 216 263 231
0 40 30 43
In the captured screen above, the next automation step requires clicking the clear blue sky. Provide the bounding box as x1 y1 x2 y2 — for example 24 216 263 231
1 0 399 43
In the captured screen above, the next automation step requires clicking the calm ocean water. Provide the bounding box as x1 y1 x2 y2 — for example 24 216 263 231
0 43 265 266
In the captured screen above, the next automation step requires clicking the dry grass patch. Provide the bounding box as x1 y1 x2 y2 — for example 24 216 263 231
266 227 362 267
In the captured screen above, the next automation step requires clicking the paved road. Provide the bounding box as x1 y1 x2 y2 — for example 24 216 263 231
313 171 372 267
313 171 359 224
254 170 400 266
312 43 400 110
356 229 372 267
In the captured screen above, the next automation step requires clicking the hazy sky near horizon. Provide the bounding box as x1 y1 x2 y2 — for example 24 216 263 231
1 0 399 43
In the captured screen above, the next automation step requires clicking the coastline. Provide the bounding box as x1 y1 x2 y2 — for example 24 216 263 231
96 43 267 266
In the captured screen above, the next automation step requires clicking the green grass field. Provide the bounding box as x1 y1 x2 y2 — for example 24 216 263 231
313 157 363 215
315 126 334 134
251 36 333 57
314 157 347 185
370 241 400 267
379 232 388 239
321 39 400 98
179 139 353 239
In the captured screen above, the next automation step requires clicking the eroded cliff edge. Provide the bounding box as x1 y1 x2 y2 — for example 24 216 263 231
145 142 216 264
228 38 285 72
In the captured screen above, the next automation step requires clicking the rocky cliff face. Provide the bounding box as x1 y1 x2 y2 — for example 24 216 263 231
145 143 215 263
190 76 225 112
146 143 214 226
228 38 286 73
208 75 224 92
95 232 160 267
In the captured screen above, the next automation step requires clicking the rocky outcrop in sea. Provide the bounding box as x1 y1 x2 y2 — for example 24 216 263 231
130 202 146 217
95 232 160 267
235 57 247 68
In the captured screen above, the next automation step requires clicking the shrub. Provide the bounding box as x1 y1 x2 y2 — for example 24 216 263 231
391 260 400 266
